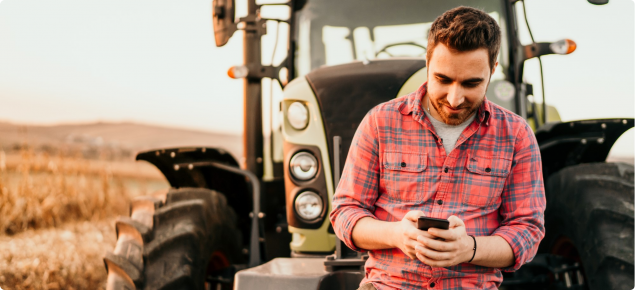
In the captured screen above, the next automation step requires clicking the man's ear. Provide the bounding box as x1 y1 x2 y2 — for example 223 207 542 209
491 61 499 76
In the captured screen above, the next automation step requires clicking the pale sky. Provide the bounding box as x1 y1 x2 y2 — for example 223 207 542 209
0 0 633 156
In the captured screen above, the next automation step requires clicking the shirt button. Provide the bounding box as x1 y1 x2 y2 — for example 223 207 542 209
485 167 491 173
430 282 436 288
401 162 406 167
437 200 443 205
444 167 449 173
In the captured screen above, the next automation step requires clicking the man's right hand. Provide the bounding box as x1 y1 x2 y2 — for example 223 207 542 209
393 210 435 259
351 210 434 254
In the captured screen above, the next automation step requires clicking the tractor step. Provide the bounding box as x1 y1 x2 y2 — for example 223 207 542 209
234 258 364 290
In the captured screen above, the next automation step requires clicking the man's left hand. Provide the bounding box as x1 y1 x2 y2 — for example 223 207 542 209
415 215 474 267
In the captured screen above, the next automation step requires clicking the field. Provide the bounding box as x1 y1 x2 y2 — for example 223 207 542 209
0 121 241 289
0 148 168 289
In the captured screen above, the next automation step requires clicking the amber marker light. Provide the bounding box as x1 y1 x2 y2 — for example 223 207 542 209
550 39 577 55
227 65 249 79
565 39 577 54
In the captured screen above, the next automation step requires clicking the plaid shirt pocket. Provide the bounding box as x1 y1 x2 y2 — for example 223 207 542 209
381 151 428 201
462 154 512 207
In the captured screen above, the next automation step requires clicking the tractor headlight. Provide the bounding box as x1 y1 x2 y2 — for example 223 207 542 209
294 191 323 221
289 152 318 181
287 101 309 130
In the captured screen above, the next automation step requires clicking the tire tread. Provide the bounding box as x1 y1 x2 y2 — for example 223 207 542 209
543 162 634 290
105 188 240 290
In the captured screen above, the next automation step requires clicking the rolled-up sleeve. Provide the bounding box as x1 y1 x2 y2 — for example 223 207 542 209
493 122 547 271
329 110 381 251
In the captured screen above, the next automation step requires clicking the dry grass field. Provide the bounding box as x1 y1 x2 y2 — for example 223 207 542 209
0 121 242 289
0 148 169 289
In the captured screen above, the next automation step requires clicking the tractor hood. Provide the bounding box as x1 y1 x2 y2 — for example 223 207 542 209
305 58 427 177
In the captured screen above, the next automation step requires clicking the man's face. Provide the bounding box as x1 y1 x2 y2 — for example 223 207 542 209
425 43 496 125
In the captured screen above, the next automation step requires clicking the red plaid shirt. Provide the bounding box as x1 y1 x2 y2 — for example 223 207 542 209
330 83 546 290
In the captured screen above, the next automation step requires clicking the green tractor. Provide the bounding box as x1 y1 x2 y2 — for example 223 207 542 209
103 0 633 289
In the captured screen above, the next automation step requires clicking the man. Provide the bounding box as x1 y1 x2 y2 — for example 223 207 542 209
329 6 546 290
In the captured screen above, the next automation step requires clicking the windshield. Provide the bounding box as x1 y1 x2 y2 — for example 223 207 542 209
294 0 509 81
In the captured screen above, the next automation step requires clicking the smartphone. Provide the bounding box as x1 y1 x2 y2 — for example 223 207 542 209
417 217 450 231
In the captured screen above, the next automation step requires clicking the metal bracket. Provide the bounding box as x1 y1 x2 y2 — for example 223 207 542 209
237 15 265 34
501 254 586 289
522 42 553 60
246 63 279 80
323 135 368 273
244 56 289 88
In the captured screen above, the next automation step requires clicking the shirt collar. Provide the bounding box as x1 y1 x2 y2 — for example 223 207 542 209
398 82 491 126
477 97 492 126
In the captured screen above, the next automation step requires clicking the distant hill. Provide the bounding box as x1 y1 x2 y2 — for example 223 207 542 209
0 121 242 161
0 121 630 165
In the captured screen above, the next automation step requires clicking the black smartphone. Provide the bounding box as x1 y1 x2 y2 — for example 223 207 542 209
417 217 450 231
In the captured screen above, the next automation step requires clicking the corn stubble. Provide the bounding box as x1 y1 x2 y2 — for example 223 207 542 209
0 148 167 289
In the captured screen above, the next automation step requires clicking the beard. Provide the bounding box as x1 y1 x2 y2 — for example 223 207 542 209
429 94 484 126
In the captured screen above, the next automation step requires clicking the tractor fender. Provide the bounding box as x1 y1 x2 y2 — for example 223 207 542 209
136 147 240 189
136 147 254 248
536 118 633 178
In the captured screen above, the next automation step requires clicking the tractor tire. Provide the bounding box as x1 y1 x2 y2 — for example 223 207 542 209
103 187 242 290
542 162 634 290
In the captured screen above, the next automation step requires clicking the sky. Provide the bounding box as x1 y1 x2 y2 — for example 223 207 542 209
0 0 633 156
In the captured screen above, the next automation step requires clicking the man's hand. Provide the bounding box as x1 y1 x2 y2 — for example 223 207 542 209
393 210 437 259
351 212 515 268
414 215 473 267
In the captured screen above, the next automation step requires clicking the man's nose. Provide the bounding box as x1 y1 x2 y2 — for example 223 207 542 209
447 84 464 108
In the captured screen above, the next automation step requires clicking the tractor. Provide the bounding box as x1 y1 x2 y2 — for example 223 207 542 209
103 0 634 289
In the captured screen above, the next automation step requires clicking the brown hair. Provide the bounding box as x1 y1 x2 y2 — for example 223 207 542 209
427 6 501 70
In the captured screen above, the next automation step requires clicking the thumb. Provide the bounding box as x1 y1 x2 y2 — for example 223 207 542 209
404 210 425 222
448 215 465 228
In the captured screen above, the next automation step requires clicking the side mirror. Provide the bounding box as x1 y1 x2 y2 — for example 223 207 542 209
587 0 609 5
212 0 237 47
523 39 577 61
